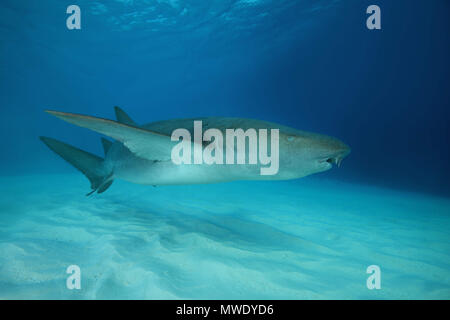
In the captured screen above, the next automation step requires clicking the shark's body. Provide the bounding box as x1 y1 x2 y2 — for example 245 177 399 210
41 107 350 195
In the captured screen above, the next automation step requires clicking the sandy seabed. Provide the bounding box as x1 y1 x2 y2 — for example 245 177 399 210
0 173 449 299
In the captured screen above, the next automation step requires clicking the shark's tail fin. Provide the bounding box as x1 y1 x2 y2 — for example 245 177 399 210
40 136 114 195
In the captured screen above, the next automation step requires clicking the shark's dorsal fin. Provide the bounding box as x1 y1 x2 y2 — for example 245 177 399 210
114 106 136 126
101 138 113 155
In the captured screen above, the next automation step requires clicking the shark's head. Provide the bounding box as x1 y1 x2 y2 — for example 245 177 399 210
277 130 351 179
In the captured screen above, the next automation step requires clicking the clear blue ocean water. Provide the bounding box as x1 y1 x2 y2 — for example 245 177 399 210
0 0 449 299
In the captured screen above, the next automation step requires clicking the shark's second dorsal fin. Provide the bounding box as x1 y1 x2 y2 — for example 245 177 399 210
114 106 136 126
101 138 113 155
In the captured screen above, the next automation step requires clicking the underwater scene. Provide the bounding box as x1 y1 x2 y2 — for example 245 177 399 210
0 0 449 299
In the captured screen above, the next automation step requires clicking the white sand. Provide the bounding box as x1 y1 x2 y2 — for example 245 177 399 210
0 174 449 299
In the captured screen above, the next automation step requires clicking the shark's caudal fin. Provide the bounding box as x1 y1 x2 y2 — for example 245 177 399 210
40 136 114 195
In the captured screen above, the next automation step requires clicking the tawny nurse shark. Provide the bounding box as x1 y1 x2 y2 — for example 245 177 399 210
40 107 350 195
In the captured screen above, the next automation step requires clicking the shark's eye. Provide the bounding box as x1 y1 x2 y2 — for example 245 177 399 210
287 136 295 142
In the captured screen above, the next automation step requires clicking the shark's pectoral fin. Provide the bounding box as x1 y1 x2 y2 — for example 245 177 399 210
46 110 174 160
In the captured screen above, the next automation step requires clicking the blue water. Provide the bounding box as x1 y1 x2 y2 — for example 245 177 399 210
0 0 449 299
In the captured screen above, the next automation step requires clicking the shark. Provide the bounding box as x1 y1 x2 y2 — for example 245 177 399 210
40 107 350 195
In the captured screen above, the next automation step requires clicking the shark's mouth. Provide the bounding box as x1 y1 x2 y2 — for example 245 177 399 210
328 157 343 167
320 157 343 168
319 147 350 168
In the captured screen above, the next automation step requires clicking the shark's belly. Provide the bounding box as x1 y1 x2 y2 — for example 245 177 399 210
109 144 265 185
115 159 263 185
